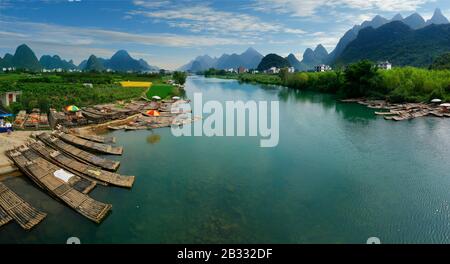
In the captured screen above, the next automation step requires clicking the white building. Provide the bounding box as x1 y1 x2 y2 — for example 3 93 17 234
83 83 93 88
288 67 295 73
0 91 22 107
266 67 280 74
315 64 332 72
377 61 392 70
2 67 16 72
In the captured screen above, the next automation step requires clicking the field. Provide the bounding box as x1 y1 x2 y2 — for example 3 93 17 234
0 72 163 113
146 82 183 99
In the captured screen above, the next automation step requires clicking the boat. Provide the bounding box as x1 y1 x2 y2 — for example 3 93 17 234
6 149 112 223
53 131 123 155
107 125 125 130
29 141 135 188
58 126 116 143
16 146 97 194
36 133 120 171
0 182 47 230
124 125 147 131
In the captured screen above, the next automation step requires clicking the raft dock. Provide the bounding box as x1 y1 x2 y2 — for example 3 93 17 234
0 182 47 230
1 98 196 228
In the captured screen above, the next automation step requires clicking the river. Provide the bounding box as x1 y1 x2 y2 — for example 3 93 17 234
2 76 450 243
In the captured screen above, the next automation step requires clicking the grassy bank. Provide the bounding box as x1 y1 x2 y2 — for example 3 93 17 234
0 72 163 113
223 61 450 103
146 82 183 99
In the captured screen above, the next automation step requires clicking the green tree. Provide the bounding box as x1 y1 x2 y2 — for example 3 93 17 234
342 60 379 97
172 71 187 85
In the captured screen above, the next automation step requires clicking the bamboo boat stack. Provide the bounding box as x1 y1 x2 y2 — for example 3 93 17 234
2 127 132 227
342 99 450 121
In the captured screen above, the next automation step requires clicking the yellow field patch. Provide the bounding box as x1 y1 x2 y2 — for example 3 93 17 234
119 81 152 88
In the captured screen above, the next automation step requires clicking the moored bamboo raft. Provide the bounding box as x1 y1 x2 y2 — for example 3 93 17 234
29 141 135 188
6 149 112 223
73 133 116 144
0 202 12 228
53 131 123 155
17 146 96 194
0 182 47 230
37 133 120 171
58 126 116 143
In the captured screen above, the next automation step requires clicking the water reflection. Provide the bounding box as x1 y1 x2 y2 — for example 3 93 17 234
335 102 377 124
146 134 161 144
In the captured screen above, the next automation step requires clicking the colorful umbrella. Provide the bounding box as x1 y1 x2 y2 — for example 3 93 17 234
146 110 161 117
66 105 80 112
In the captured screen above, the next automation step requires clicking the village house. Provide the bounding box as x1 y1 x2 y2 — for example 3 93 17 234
83 83 94 88
225 68 236 73
238 66 248 74
266 67 280 74
288 67 295 73
2 67 16 72
0 91 22 107
315 64 332 72
377 61 392 70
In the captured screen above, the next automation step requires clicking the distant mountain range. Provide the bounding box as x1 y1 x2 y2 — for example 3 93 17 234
0 44 42 71
179 48 264 72
286 44 329 71
78 50 159 72
0 44 159 72
327 8 449 64
335 21 450 67
180 8 450 71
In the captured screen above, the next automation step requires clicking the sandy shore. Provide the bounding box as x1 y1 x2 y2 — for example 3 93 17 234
0 130 45 178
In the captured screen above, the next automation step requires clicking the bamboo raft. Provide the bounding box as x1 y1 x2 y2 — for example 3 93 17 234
73 133 116 144
58 126 116 144
0 182 47 230
0 201 12 228
7 149 112 223
29 141 135 188
53 131 123 155
37 133 120 171
18 146 97 194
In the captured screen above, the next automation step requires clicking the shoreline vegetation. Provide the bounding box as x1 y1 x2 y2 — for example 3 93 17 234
205 60 450 103
0 71 187 114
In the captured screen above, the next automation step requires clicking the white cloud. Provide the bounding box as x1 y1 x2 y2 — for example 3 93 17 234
131 1 306 36
0 20 250 48
252 0 434 17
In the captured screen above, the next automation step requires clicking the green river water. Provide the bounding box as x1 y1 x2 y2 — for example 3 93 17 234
1 76 450 243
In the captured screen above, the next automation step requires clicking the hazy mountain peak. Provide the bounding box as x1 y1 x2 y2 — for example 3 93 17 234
402 12 426 29
111 50 132 59
314 44 328 56
244 47 258 53
391 14 403 21
427 8 449 25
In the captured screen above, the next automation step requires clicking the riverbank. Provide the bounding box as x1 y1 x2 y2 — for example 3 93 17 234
0 131 45 177
205 62 450 104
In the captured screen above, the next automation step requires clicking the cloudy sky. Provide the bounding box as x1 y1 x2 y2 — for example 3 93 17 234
1 0 449 69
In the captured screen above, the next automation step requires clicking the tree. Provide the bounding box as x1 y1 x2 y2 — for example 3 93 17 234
173 71 187 85
342 60 379 97
279 68 289 84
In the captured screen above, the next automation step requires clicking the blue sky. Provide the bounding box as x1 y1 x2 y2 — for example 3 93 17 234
1 0 450 69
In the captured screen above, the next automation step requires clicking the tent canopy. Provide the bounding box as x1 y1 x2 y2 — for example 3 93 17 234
0 109 13 118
